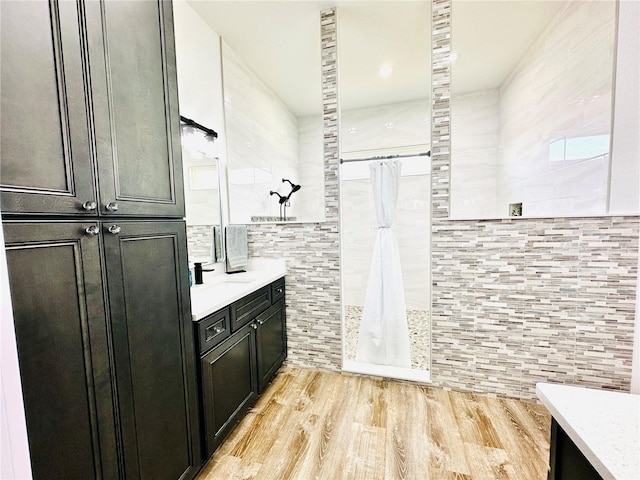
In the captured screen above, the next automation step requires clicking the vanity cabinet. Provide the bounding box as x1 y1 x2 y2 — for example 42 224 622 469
200 323 258 455
255 300 287 394
196 278 287 458
548 419 603 480
0 0 184 218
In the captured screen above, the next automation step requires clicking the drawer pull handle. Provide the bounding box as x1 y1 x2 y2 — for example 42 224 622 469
257 319 265 325
252 323 258 330
106 202 119 212
107 225 121 235
276 287 283 294
205 325 225 341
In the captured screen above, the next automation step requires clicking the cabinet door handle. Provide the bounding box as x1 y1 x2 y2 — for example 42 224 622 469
275 287 284 294
257 319 265 325
105 202 119 212
107 225 121 235
82 200 97 211
85 225 100 236
252 323 258 330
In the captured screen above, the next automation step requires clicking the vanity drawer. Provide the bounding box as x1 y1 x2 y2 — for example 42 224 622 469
230 286 271 332
271 277 285 304
198 307 231 354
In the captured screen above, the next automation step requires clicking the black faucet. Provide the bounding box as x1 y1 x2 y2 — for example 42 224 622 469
194 262 215 285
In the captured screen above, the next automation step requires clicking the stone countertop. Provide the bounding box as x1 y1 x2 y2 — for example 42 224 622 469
536 382 639 480
190 259 286 321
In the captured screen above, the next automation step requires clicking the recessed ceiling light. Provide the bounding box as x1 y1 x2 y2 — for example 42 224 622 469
379 64 393 78
385 122 394 129
448 52 459 63
348 127 357 134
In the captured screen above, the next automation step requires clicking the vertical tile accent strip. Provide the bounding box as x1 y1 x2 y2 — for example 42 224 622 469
243 8 342 371
431 0 639 398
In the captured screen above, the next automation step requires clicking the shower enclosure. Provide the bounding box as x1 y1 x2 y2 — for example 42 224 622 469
337 1 432 381
340 153 431 380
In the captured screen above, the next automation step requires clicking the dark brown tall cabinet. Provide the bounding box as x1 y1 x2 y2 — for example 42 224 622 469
1 1 200 479
0 0 184 217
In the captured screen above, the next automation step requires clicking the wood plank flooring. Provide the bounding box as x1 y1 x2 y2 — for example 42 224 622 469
196 366 551 480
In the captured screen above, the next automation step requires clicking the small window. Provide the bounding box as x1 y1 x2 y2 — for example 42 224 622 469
548 135 609 162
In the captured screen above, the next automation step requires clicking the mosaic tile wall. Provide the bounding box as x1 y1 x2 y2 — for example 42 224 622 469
243 8 342 371
431 0 639 399
186 225 214 261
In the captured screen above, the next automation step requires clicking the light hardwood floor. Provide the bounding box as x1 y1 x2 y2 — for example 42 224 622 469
196 366 551 480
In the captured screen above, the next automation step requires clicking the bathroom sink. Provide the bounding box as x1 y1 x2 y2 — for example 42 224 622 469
222 277 255 284
189 259 286 321
194 273 256 288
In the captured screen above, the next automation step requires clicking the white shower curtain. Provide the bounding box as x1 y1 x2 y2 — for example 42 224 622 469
356 160 411 368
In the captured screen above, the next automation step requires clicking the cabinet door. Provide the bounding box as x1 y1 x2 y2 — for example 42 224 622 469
86 0 185 218
3 222 118 479
103 221 200 480
201 324 258 457
255 300 287 394
0 1 97 216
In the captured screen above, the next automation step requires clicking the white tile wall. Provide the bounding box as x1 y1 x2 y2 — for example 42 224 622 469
451 0 617 219
223 42 321 223
340 99 431 154
341 173 431 311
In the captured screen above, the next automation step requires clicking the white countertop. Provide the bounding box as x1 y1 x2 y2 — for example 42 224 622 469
536 382 640 480
190 259 286 321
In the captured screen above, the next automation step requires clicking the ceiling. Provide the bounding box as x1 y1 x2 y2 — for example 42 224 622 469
452 1 564 95
187 0 565 117
187 1 332 117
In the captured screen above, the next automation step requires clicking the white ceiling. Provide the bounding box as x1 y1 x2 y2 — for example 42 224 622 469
187 1 564 116
451 1 564 95
337 2 432 111
187 1 332 117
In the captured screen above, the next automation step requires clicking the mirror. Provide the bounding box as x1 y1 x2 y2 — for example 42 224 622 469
338 2 432 380
181 127 220 228
174 0 228 263
450 0 636 219
189 1 326 224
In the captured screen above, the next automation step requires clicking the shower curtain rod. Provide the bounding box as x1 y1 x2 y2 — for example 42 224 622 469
340 151 430 164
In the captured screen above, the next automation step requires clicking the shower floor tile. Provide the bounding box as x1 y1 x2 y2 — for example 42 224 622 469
344 305 431 371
